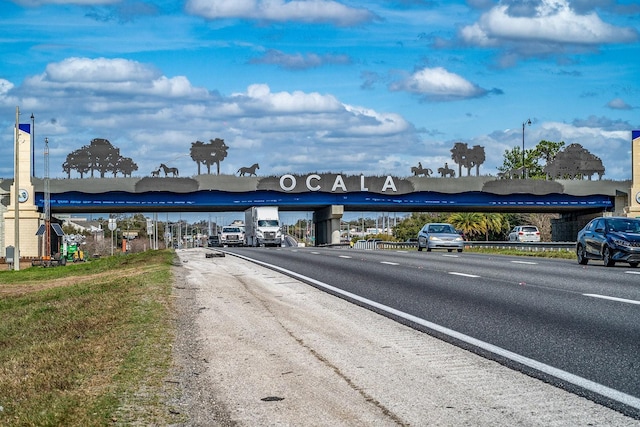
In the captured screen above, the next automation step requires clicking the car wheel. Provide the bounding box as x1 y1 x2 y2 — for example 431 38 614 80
447 249 453 252
630 262 639 268
426 248 432 252
417 245 423 251
457 249 463 253
577 244 589 265
603 246 615 267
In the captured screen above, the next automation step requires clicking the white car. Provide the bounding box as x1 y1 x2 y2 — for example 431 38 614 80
508 225 540 242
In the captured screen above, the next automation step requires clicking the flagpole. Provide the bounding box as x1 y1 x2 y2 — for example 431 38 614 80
14 106 20 271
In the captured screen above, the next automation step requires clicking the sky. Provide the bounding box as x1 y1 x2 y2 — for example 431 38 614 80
1 0 639 183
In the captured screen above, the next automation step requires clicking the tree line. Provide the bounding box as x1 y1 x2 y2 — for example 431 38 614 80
62 138 138 178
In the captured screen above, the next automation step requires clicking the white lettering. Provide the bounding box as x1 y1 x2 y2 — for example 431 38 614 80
381 176 397 192
331 175 347 192
306 174 321 191
360 175 368 191
280 174 296 191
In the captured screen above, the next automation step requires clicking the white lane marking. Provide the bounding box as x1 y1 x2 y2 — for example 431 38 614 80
584 294 640 305
625 271 640 275
442 254 459 258
449 272 480 278
227 251 640 412
311 251 320 255
339 255 352 259
511 260 538 265
381 261 399 266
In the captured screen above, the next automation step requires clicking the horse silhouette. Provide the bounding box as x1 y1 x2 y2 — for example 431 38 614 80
151 169 160 177
237 163 259 177
411 166 433 177
438 165 455 178
159 163 179 177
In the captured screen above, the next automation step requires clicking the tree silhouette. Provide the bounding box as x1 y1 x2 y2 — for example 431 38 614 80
115 157 138 177
62 138 138 178
468 145 485 176
205 138 229 175
190 140 209 175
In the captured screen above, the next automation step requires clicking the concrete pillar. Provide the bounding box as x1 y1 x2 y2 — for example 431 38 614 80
4 122 42 259
313 205 344 245
628 130 640 217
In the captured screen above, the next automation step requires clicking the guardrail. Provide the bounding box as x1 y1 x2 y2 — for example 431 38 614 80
326 241 577 252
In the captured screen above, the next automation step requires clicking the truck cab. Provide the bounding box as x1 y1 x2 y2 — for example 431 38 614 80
245 206 282 247
220 226 245 247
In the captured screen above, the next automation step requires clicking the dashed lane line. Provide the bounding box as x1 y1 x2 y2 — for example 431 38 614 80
583 294 640 305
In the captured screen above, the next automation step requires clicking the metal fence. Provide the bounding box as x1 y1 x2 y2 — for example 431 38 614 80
330 241 576 252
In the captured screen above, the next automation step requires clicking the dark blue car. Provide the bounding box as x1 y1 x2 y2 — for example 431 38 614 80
576 216 640 267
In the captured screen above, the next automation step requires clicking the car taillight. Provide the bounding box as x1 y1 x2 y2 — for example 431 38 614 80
518 232 524 235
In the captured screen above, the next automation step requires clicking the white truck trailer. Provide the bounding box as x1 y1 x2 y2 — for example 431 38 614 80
244 206 282 247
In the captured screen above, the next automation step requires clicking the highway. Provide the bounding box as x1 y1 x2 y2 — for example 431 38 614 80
221 245 640 418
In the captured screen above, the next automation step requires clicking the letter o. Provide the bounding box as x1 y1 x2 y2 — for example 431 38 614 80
280 174 296 191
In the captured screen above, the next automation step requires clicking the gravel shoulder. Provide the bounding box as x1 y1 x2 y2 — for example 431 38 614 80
168 247 638 426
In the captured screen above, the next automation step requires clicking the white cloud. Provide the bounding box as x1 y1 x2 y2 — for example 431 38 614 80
0 58 420 178
185 0 375 26
0 79 14 96
460 0 637 47
250 49 351 70
232 83 343 113
607 97 632 110
23 57 209 99
389 67 487 101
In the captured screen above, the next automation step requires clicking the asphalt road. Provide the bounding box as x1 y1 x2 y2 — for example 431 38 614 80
221 245 640 418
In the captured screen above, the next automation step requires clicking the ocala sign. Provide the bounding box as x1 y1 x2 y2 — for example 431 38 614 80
280 174 398 192
268 173 415 194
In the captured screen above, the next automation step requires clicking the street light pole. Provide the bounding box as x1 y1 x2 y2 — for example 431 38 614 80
522 118 531 179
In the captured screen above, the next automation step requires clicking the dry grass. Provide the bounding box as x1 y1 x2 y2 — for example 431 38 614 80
0 250 179 426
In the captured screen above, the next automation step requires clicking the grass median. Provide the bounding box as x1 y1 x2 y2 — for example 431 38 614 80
0 250 180 426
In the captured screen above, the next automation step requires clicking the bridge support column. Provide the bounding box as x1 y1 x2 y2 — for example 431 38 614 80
313 205 344 246
628 131 640 217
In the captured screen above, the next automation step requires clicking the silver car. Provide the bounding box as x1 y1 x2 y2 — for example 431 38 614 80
417 223 464 252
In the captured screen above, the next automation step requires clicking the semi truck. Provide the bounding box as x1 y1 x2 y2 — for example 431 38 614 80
244 206 282 247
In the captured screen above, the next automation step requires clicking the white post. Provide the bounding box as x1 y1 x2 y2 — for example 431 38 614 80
14 106 20 271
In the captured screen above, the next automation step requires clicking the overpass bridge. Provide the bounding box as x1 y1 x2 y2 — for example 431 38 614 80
0 173 632 254
26 174 627 215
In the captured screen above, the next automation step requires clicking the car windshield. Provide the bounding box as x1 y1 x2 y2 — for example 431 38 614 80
258 220 279 227
428 224 455 233
223 227 241 233
607 219 640 233
521 226 538 232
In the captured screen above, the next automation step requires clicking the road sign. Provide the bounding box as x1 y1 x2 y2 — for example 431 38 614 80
108 218 116 231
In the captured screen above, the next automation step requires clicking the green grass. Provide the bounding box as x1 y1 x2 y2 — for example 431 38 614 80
465 247 577 259
0 250 180 426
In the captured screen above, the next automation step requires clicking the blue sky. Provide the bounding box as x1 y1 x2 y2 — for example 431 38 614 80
1 0 638 182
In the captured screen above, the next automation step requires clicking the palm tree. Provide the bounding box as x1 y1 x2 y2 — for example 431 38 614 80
481 213 503 240
447 212 486 240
